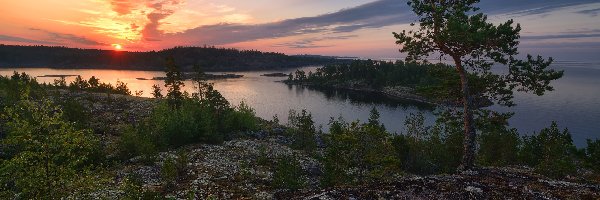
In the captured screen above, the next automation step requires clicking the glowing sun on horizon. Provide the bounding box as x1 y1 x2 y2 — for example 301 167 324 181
112 44 123 50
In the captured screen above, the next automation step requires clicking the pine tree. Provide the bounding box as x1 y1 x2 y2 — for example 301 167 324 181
394 0 563 170
164 56 185 109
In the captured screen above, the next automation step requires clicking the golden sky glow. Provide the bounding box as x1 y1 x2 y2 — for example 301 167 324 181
0 0 599 60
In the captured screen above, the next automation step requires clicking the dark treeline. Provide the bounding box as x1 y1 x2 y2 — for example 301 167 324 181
286 59 439 88
0 44 345 71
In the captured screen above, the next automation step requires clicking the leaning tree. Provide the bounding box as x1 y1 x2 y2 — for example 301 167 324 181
394 0 563 170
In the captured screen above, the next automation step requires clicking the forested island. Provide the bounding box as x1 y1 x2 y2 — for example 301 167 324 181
0 44 346 71
284 60 495 107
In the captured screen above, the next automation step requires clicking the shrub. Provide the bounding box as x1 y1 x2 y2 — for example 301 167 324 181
321 116 400 187
119 97 259 159
478 128 520 166
160 151 190 190
585 139 600 173
115 80 131 95
224 101 258 133
69 75 89 90
256 145 270 166
476 111 521 166
272 156 305 190
161 157 178 189
286 109 317 151
391 112 463 175
0 72 42 104
58 96 90 128
0 97 103 198
117 125 158 162
520 122 577 178
151 84 163 98
121 174 162 200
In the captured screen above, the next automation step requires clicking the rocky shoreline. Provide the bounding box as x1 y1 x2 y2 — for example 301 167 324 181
283 80 438 106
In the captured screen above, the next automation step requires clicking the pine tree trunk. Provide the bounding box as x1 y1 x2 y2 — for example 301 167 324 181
454 58 476 170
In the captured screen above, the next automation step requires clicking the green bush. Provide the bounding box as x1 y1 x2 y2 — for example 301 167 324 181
520 122 577 178
478 129 520 166
391 112 463 175
121 174 162 200
0 97 103 199
160 151 189 190
477 111 520 166
118 97 259 159
117 125 158 162
58 96 90 128
321 115 400 187
272 156 305 190
256 145 271 167
286 109 317 152
224 101 258 133
69 75 89 90
161 157 178 189
585 139 600 173
0 72 43 105
151 100 216 147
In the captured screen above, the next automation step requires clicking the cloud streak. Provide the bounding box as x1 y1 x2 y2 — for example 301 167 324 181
170 0 410 45
0 34 60 45
577 8 600 17
166 0 597 46
522 33 600 40
273 35 357 49
29 28 105 45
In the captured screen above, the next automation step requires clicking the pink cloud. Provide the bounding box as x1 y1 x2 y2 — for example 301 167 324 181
141 0 183 41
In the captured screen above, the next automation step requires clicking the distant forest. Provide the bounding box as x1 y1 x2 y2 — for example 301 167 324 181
0 44 345 71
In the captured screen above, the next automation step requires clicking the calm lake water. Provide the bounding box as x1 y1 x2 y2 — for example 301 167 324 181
1 63 599 147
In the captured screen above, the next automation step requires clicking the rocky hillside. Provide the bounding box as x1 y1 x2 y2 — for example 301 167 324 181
278 167 600 199
54 91 600 199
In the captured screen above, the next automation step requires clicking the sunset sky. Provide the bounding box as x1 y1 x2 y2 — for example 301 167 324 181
1 0 599 60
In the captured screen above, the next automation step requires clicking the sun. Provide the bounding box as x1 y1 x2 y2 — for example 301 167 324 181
112 44 123 50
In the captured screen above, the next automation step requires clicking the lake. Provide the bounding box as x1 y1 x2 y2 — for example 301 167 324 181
1 63 599 147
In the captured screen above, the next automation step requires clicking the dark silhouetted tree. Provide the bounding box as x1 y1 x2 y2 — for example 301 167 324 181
164 57 185 109
151 84 163 98
394 0 563 170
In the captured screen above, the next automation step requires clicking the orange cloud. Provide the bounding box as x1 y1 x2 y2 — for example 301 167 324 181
109 0 142 15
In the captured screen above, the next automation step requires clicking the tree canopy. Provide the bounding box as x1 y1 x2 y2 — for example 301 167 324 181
394 0 563 170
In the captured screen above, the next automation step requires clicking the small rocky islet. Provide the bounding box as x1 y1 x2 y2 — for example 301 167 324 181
136 72 244 81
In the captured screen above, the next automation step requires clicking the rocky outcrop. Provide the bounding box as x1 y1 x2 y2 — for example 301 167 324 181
276 167 600 199
117 136 322 199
